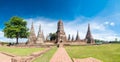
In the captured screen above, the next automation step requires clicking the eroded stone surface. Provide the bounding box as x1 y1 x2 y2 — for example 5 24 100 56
56 20 67 44
36 24 44 44
27 22 37 45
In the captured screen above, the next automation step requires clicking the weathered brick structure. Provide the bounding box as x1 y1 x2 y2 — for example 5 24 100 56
26 21 95 46
85 24 95 44
36 24 44 44
56 20 67 44
27 22 37 45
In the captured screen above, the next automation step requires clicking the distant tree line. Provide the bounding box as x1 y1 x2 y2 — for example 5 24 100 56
109 38 120 43
94 38 120 44
47 33 57 41
94 39 104 44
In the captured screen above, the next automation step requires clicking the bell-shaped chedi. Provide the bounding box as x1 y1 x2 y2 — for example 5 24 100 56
27 22 37 44
56 20 67 43
36 24 44 44
75 31 80 41
85 24 95 44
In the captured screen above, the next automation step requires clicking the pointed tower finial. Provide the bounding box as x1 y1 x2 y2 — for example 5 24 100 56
39 24 41 32
75 30 80 41
88 23 90 32
42 30 45 41
31 22 34 27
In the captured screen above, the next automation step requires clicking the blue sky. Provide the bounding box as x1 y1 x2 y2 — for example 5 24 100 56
0 0 120 42
0 0 109 22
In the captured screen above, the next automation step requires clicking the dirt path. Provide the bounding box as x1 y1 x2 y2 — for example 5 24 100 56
50 47 72 62
0 53 12 62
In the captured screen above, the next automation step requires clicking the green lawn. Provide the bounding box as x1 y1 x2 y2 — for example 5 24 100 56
65 44 120 62
33 47 57 62
0 46 45 56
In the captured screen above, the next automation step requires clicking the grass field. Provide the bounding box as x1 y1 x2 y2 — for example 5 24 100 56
33 47 57 62
0 46 45 56
65 44 120 62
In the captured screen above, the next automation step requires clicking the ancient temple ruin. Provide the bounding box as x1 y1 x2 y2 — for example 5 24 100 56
27 23 44 45
85 24 95 44
27 22 37 45
36 24 44 44
65 23 95 45
75 31 80 41
56 20 67 44
27 20 95 46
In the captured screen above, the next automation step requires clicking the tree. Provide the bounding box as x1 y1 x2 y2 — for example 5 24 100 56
49 33 57 41
3 16 29 44
94 39 103 44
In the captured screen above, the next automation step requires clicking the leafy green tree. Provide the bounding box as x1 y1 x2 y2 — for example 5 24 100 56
3 16 29 44
49 33 57 41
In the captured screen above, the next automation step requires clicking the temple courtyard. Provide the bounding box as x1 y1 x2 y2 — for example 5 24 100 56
0 18 119 62
0 19 119 62
0 44 120 62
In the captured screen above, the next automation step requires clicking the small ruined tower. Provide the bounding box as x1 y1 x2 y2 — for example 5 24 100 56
56 20 66 43
71 35 74 41
36 24 44 44
68 34 71 41
75 31 80 41
85 24 95 44
27 22 37 44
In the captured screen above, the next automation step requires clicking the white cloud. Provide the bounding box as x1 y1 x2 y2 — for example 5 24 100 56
104 21 115 26
104 21 109 25
110 22 115 26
